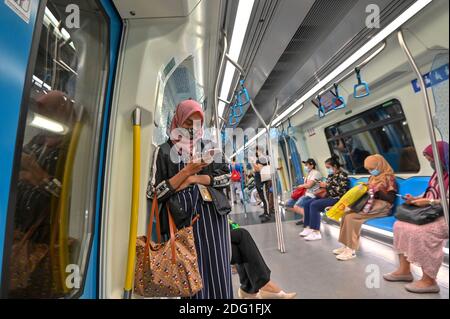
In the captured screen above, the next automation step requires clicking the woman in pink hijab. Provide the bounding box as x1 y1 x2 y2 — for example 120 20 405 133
168 99 205 158
384 141 449 294
147 99 233 299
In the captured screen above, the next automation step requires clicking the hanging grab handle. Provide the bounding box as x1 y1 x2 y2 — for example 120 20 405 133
354 67 370 98
228 79 251 127
332 83 346 110
317 94 326 118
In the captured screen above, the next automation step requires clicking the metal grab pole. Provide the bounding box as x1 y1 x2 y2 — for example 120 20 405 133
213 34 237 206
269 100 286 253
123 108 142 299
398 30 449 226
249 99 286 253
214 34 228 149
215 35 286 252
282 134 293 191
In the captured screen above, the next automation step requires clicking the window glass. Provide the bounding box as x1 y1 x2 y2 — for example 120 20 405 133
325 100 420 174
153 56 205 145
6 0 109 298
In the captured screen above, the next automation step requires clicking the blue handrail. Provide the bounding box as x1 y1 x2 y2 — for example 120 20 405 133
228 79 251 127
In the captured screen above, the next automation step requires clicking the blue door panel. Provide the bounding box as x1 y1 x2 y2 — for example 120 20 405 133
0 0 41 280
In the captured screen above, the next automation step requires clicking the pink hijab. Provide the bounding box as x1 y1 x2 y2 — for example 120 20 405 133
168 99 204 156
423 141 449 199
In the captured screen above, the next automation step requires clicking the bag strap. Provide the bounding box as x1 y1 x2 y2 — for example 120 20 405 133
145 192 201 264
166 205 177 264
145 196 161 257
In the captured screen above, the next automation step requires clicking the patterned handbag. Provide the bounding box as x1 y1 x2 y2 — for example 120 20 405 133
134 196 203 297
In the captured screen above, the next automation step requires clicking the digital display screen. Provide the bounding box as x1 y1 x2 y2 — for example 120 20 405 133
312 90 344 115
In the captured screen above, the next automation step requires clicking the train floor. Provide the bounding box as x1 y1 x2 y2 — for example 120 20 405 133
229 202 449 299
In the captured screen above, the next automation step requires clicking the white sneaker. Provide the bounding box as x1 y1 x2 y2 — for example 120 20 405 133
299 228 313 237
332 246 347 255
304 231 322 241
336 248 356 261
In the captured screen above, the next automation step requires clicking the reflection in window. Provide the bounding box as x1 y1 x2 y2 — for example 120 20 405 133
6 1 108 298
153 57 205 145
325 100 420 175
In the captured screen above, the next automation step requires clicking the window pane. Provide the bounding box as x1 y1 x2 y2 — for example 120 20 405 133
7 0 108 298
325 100 420 174
153 57 205 145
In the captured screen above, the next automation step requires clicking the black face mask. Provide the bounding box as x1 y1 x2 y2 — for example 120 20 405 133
430 161 436 171
187 128 195 139
179 128 195 140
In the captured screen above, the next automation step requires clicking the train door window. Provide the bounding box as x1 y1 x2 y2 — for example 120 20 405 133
4 0 109 298
153 56 205 146
325 99 420 174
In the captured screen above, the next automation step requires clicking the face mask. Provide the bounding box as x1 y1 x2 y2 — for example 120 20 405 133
327 168 334 175
179 127 195 140
305 166 311 173
369 169 381 176
430 161 436 171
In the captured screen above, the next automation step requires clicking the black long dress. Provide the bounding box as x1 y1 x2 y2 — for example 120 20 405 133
147 140 233 299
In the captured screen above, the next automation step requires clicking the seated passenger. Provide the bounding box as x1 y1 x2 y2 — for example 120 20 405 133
229 221 297 299
333 154 397 261
288 159 322 226
384 142 449 294
300 156 350 241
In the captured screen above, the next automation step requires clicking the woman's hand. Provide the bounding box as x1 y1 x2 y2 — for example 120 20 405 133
19 153 50 186
184 161 209 175
410 198 432 207
404 194 418 205
21 153 36 170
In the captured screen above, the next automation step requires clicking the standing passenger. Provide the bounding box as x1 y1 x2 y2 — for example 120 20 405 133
333 154 397 261
252 147 271 221
384 142 449 294
257 148 275 223
147 100 233 299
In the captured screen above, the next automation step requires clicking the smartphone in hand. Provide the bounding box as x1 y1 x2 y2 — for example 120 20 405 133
192 148 221 163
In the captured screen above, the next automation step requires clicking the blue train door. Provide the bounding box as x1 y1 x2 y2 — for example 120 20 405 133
0 0 121 298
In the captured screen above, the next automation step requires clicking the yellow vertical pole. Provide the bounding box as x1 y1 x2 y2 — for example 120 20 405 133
58 110 83 293
123 108 141 299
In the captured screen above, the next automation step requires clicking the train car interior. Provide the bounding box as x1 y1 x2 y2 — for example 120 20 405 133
0 0 448 299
